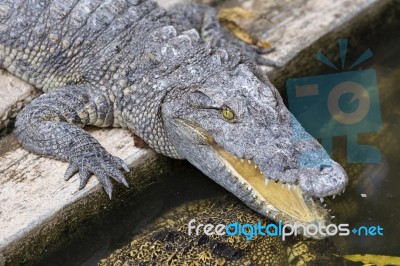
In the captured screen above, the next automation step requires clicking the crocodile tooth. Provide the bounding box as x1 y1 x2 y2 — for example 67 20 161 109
320 197 324 203
324 203 327 207
331 216 336 219
288 184 291 190
265 178 269 186
252 193 257 199
254 165 257 169
260 170 263 175
281 184 284 188
247 186 252 191
239 180 245 185
342 188 346 193
241 159 244 163
332 195 335 199
248 160 251 164
328 209 331 212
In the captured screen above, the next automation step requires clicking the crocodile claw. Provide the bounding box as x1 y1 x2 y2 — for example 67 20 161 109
78 169 91 190
64 164 79 181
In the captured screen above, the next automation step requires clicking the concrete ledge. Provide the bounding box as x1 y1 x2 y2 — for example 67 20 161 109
0 0 392 264
0 129 151 246
265 0 395 90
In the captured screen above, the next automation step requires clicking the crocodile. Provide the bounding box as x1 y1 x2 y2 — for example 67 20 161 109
99 196 345 265
0 0 348 235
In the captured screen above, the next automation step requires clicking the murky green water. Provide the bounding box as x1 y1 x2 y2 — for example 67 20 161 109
328 33 400 258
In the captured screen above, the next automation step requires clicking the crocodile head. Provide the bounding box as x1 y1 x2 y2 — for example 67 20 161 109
161 52 348 238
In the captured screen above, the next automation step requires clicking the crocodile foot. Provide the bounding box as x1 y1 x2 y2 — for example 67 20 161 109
64 150 130 198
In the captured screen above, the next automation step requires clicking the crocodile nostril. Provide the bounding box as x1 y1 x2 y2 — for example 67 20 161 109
319 164 332 171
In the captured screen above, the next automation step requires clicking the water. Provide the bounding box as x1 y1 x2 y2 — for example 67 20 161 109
327 33 400 258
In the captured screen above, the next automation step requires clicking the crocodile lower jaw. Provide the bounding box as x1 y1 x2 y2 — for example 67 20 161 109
210 141 330 228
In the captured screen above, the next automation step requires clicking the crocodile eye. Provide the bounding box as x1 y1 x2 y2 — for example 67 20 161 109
222 106 234 120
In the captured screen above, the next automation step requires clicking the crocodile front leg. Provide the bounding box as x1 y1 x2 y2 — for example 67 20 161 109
15 86 129 198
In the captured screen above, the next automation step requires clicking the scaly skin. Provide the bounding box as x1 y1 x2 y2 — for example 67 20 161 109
0 0 348 236
99 196 344 265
